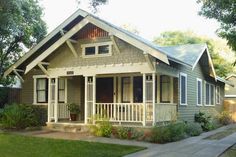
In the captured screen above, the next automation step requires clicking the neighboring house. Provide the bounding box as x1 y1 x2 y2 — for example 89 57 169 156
4 9 226 126
224 75 236 121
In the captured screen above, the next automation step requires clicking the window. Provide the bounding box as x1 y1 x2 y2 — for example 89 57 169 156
85 47 95 55
205 82 215 106
98 45 109 54
36 78 48 103
122 77 131 103
197 78 202 106
133 76 143 103
58 78 65 103
82 42 112 57
160 75 170 103
216 86 220 104
180 73 187 105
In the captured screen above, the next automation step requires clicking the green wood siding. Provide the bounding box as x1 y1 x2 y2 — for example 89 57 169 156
176 63 224 122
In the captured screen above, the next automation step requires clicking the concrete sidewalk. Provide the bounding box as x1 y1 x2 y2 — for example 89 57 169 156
14 124 236 157
125 124 236 157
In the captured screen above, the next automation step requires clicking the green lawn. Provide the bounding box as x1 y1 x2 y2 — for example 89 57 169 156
220 144 236 157
0 133 145 157
204 127 236 140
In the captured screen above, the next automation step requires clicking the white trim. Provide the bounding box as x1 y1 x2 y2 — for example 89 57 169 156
225 95 236 98
84 76 88 124
54 77 58 122
204 82 215 106
180 72 187 106
142 73 146 126
191 45 217 80
81 41 112 58
48 78 51 122
152 73 156 126
33 75 48 105
25 17 90 74
196 78 202 106
4 9 88 77
216 86 220 104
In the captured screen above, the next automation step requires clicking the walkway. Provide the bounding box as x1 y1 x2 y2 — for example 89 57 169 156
14 124 236 157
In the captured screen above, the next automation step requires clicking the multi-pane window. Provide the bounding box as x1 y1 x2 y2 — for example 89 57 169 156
180 73 187 105
82 42 112 57
133 76 143 103
122 77 131 103
205 82 215 106
58 78 65 103
160 75 170 103
216 86 220 104
197 78 202 106
36 78 48 103
85 47 95 55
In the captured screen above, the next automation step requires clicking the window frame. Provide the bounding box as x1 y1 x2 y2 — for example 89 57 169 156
216 86 220 104
160 75 171 103
205 82 215 106
58 78 67 103
33 75 48 105
180 72 187 106
196 78 202 106
81 42 112 58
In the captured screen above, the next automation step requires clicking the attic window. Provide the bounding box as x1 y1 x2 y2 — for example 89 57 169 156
82 42 112 57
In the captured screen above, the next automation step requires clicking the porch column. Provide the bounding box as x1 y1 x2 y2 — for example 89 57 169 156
47 78 51 122
170 77 174 103
54 77 58 123
143 73 146 126
92 75 96 124
84 76 88 124
152 73 156 126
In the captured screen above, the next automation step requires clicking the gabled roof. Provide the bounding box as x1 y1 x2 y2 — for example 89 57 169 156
4 9 169 77
160 43 217 79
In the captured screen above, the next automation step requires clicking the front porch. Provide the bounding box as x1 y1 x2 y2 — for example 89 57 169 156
47 73 178 126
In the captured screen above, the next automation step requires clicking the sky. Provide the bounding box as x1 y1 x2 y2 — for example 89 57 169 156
39 0 221 41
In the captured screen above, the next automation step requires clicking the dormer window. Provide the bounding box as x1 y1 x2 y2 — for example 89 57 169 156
82 42 112 57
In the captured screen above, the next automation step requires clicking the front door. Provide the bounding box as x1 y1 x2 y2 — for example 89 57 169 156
96 77 114 103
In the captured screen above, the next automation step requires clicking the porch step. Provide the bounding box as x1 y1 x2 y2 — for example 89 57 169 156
46 122 90 133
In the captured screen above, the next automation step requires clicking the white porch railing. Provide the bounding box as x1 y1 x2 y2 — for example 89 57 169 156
49 103 70 120
95 103 144 122
95 103 176 123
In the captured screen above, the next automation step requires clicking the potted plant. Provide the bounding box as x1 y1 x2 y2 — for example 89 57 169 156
67 103 80 121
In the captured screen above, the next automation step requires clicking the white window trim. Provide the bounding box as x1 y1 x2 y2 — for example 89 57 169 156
180 72 187 106
81 41 112 58
33 75 47 105
196 78 202 106
204 82 215 106
33 75 67 105
216 86 220 104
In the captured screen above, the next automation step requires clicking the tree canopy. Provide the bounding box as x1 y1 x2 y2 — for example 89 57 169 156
197 0 236 56
0 0 47 86
153 31 234 77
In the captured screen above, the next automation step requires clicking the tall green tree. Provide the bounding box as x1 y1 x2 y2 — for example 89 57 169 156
0 0 47 86
154 31 234 77
197 0 236 56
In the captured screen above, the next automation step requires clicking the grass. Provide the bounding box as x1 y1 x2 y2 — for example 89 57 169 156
204 127 236 140
0 133 145 157
220 144 236 157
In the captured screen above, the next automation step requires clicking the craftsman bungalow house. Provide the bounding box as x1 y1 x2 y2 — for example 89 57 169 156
4 9 226 126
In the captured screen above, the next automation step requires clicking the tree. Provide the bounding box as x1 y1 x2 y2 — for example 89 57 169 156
153 31 234 77
197 0 236 55
0 0 47 86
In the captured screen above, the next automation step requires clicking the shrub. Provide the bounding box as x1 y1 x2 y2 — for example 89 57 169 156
185 122 203 136
89 119 112 137
218 111 233 125
195 111 214 131
0 104 41 129
151 122 186 143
